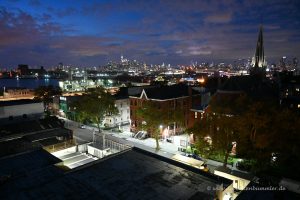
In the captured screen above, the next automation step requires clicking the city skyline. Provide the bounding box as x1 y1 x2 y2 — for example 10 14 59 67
0 0 300 67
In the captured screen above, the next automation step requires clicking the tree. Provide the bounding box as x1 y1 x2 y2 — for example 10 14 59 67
208 95 242 167
190 94 247 167
192 90 300 178
234 101 273 172
137 101 167 150
34 85 62 111
73 86 118 132
170 106 186 134
136 99 187 150
188 118 211 158
260 107 300 178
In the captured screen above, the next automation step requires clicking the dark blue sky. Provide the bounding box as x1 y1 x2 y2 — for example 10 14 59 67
0 0 300 68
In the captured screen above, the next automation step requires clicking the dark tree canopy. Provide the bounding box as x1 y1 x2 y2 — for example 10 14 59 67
34 85 62 110
137 100 185 150
191 92 300 179
73 86 118 132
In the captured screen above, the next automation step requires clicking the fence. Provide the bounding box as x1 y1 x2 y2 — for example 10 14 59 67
104 139 131 153
43 139 76 153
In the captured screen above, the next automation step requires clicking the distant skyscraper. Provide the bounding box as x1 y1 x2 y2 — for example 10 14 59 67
251 26 266 76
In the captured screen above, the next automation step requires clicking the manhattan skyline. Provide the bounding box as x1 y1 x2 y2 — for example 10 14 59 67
0 0 300 67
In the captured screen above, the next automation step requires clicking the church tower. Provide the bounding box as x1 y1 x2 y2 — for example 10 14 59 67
250 26 266 76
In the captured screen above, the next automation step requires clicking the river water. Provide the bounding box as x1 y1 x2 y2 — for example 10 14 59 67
0 78 59 89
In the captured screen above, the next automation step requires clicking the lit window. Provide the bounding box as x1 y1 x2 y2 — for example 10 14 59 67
195 112 198 119
298 104 300 108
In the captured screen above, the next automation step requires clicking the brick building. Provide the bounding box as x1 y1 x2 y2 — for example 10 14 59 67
129 84 210 137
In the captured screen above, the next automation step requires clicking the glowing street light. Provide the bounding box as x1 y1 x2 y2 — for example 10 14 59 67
197 77 205 84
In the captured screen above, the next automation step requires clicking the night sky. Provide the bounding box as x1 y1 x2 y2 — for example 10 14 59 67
0 0 300 68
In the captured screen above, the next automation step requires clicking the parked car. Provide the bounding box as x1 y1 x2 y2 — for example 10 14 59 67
139 132 149 140
133 131 148 140
79 124 86 129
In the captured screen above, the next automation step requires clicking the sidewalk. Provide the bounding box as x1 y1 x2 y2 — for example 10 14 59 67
105 125 246 173
61 117 248 174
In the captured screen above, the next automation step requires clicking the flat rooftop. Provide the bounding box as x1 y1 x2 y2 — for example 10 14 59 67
0 148 228 200
0 99 41 106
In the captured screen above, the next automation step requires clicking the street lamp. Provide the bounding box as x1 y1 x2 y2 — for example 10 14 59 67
73 107 76 122
159 125 163 141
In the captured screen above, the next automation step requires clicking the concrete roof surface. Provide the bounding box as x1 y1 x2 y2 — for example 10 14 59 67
0 149 223 200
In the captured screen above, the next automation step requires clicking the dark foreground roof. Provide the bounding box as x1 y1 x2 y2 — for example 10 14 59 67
0 116 64 137
0 149 61 178
0 99 41 107
0 148 227 200
0 138 41 158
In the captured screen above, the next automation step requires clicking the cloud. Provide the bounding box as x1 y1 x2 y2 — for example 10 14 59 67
204 13 232 24
264 25 281 30
189 50 212 56
0 0 300 67
29 0 40 7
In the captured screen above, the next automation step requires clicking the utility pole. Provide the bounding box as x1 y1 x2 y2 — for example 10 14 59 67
103 133 106 148
93 129 96 143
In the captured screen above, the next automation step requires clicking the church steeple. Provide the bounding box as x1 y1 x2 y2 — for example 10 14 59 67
254 25 265 68
251 25 266 76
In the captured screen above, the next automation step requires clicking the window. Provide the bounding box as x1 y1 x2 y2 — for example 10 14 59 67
194 112 198 119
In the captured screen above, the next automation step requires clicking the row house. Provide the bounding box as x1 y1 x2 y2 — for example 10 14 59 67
129 84 210 137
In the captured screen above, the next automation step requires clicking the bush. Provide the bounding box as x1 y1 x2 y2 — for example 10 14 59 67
207 152 238 165
236 160 253 171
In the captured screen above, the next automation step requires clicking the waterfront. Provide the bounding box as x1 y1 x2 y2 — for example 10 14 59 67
0 78 59 89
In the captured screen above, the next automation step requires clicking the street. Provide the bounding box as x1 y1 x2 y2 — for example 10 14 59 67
62 117 243 173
